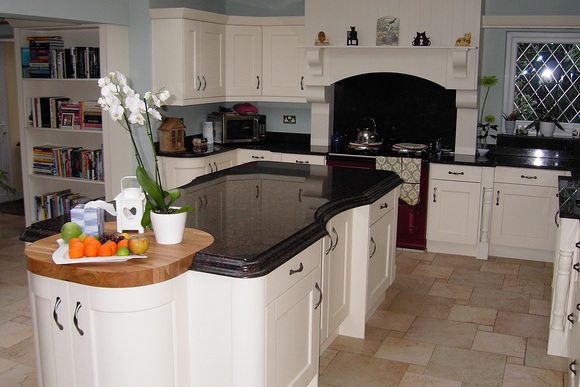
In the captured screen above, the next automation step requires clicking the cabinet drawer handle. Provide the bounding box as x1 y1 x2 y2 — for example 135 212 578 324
300 76 304 90
203 195 208 209
369 237 376 259
256 75 260 90
73 301 85 336
576 241 580 249
53 296 64 331
448 171 464 175
380 203 388 209
577 303 580 312
567 313 575 324
251 155 265 159
298 188 302 202
331 227 339 251
196 76 202 91
213 162 218 171
433 187 437 203
555 211 559 228
521 174 537 180
325 233 333 255
202 76 207 91
570 360 578 375
289 262 304 275
314 282 322 310
574 262 580 273
496 190 500 206
296 160 309 164
255 185 260 199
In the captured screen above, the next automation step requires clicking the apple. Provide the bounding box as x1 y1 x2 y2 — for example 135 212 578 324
128 235 149 255
61 222 82 243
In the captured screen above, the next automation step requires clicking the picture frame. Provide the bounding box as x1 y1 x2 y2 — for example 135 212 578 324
61 113 74 129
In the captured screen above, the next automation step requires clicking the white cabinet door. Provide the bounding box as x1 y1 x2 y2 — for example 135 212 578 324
320 210 352 346
28 272 182 387
236 148 273 165
159 156 208 189
367 203 395 313
199 22 226 98
266 242 321 387
205 151 235 174
225 25 262 97
491 182 558 251
280 153 326 165
427 179 481 244
262 26 305 98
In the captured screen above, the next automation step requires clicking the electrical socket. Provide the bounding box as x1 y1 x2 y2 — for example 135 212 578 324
283 115 296 124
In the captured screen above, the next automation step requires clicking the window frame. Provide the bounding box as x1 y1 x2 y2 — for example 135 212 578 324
503 31 580 134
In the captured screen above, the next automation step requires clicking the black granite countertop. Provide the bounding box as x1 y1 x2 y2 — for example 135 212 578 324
175 161 403 278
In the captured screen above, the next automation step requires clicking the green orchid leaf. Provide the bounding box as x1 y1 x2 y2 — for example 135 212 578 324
141 201 153 230
136 166 165 209
171 205 194 214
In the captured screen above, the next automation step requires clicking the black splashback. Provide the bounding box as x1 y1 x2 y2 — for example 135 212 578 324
332 73 457 150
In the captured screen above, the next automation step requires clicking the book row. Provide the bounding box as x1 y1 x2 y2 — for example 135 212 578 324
27 97 102 130
23 36 100 79
33 188 98 221
33 145 104 181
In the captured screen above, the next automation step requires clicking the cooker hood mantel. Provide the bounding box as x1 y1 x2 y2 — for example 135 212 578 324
304 45 478 97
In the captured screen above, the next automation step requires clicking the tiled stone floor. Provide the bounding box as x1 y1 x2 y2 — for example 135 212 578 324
320 250 569 387
0 211 569 386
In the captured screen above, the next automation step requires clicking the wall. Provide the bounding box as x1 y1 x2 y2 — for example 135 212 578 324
479 0 580 139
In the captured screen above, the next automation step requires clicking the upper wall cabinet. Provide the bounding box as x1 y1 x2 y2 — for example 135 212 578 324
151 11 226 105
151 9 306 105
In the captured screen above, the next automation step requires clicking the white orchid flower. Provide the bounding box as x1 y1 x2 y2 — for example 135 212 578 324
148 108 162 121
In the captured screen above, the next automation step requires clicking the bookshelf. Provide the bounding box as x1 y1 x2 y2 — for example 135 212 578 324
13 22 134 226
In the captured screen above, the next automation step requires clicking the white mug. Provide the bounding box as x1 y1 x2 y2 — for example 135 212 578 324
202 121 214 144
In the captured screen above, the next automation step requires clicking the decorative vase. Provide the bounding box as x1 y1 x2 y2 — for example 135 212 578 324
150 209 187 245
504 120 516 134
539 121 556 137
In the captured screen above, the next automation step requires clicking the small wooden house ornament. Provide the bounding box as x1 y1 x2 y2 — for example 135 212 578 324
158 117 186 153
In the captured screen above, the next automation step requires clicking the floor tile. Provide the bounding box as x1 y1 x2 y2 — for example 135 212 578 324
502 277 545 296
447 304 497 326
430 254 483 271
529 298 551 316
501 363 564 387
398 372 462 386
0 321 32 349
404 316 477 349
319 351 407 387
524 337 569 372
410 264 453 280
448 268 505 290
427 282 473 301
480 260 520 276
424 345 506 386
494 311 550 340
329 325 389 356
387 291 454 319
374 336 435 366
518 265 553 284
366 309 416 332
389 274 435 295
469 287 530 313
471 330 526 357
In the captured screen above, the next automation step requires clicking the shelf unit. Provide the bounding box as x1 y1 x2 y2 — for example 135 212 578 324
13 22 133 226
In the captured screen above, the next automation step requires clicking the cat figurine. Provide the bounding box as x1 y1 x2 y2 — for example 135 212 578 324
412 32 431 46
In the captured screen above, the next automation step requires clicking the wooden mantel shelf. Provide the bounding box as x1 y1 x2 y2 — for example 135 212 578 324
25 222 214 288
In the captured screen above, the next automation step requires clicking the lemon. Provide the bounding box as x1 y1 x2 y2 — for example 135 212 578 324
116 246 131 256
61 222 82 243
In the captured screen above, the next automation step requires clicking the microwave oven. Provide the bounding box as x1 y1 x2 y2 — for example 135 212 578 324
208 114 266 144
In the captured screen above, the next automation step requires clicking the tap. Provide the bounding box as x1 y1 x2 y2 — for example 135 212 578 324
363 117 377 134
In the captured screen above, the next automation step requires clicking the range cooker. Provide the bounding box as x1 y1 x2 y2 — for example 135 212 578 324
327 137 442 250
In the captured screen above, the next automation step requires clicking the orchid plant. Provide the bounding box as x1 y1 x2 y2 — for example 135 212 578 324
98 71 192 230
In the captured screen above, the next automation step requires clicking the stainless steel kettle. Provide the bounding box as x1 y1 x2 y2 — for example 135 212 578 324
356 117 377 143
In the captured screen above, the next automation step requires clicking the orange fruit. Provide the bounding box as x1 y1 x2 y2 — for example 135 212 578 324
104 240 117 254
84 244 98 257
117 239 129 248
83 236 97 246
68 237 81 246
68 245 85 259
98 244 113 257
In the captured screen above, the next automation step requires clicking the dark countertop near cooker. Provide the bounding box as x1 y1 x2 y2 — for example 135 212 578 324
175 161 403 278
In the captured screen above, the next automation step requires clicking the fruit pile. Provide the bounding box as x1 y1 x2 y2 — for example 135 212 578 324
60 221 149 259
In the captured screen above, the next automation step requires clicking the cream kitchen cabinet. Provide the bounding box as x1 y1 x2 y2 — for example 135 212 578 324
427 164 482 256
490 166 568 262
320 210 353 350
225 25 263 97
236 148 275 165
152 17 226 105
186 239 322 387
28 272 184 387
225 24 307 101
159 151 236 189
262 26 306 99
279 153 326 165
367 190 397 316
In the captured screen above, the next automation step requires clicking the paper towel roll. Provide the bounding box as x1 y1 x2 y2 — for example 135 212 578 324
202 122 214 144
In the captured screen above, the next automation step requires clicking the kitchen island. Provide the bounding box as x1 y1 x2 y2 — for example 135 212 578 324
25 161 403 387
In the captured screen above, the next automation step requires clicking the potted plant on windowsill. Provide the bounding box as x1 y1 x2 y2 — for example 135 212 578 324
477 75 499 156
502 110 519 134
525 106 564 137
98 72 193 244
